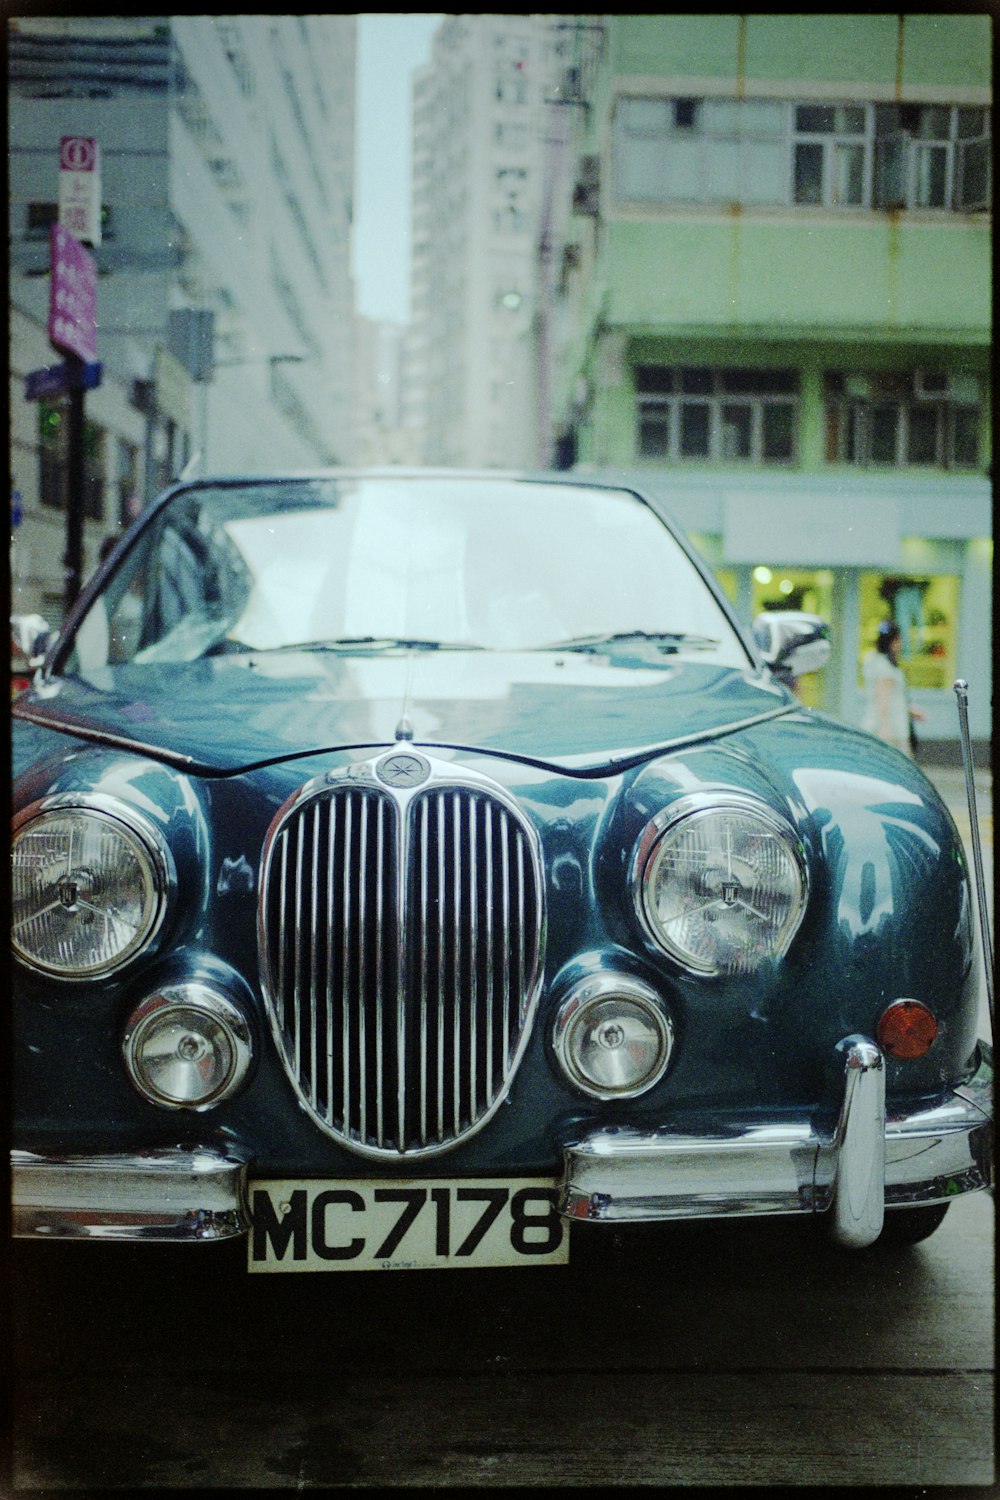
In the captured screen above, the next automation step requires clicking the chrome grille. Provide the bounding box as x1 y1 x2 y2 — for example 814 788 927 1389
259 761 544 1159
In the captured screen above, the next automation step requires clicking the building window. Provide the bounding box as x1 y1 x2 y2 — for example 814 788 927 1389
38 405 105 518
116 438 140 527
824 372 982 469
613 97 991 212
793 105 867 207
636 367 799 463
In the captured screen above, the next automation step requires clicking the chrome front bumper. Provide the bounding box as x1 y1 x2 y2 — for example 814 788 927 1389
560 1037 994 1248
11 1038 992 1249
11 1146 250 1242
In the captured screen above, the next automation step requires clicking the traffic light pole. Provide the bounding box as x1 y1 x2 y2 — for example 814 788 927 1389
64 353 86 614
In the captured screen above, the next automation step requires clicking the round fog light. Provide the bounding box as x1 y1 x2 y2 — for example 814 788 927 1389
877 998 938 1060
123 984 252 1109
554 974 673 1099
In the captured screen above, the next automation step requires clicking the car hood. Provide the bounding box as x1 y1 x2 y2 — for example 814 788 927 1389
15 650 794 775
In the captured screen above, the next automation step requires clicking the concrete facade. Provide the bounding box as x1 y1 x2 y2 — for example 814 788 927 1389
9 14 355 627
405 14 572 467
540 13 992 749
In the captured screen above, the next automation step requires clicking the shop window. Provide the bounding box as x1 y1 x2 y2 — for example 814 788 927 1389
859 571 959 691
751 565 835 708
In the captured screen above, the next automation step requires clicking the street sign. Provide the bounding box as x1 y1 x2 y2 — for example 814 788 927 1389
24 360 103 402
58 135 102 246
49 223 98 363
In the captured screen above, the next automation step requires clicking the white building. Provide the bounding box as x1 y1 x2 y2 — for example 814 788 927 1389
9 14 356 625
405 13 572 468
352 317 420 467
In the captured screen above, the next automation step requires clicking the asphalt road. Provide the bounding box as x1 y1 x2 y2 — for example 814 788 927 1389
10 760 994 1492
10 1195 994 1489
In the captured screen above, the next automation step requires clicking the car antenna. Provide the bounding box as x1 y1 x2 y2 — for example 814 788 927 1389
954 679 993 1035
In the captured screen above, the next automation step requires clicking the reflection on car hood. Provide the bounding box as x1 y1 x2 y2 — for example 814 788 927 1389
14 650 793 775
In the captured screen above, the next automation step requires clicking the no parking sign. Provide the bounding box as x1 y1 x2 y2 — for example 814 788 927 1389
58 135 102 246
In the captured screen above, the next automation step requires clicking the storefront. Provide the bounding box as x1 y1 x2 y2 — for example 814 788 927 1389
614 468 992 754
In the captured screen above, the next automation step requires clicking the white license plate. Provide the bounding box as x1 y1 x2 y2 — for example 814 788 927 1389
247 1177 570 1272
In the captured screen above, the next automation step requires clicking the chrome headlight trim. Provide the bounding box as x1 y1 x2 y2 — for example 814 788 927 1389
630 790 809 977
11 793 176 979
553 973 674 1100
122 983 254 1111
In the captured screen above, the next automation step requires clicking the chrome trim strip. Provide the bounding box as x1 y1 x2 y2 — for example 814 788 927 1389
12 702 800 779
11 1147 249 1241
342 793 354 1142
436 790 446 1143
417 797 427 1146
484 807 495 1099
559 1042 992 1232
12 704 206 770
452 789 462 1135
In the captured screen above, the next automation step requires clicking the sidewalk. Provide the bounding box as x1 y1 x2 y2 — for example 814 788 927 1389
921 760 992 830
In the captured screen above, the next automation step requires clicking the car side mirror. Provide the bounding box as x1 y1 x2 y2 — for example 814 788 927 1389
752 610 831 682
10 612 53 666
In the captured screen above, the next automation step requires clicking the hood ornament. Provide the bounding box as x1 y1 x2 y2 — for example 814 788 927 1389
377 750 430 789
394 715 414 742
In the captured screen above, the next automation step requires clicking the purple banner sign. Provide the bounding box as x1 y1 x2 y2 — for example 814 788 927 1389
49 223 98 363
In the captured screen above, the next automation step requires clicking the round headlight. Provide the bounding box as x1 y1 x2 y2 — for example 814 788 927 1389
554 974 674 1099
632 793 807 976
11 798 173 978
123 984 253 1109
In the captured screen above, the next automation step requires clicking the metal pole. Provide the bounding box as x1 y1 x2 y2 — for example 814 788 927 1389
953 679 993 1031
64 355 85 614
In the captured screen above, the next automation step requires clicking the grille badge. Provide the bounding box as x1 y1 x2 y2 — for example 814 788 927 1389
377 751 430 789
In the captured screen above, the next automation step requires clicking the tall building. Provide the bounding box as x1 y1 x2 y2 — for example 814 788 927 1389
539 12 992 753
353 317 419 466
405 13 571 467
9 14 356 626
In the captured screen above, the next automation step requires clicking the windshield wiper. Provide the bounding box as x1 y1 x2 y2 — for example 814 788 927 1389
534 629 719 653
248 635 486 654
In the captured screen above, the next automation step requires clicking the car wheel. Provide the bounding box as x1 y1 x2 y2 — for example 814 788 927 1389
877 1202 951 1247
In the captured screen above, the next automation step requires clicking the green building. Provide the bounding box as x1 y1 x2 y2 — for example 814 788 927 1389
545 12 991 754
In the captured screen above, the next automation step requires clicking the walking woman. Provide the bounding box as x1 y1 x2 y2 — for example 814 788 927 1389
861 620 926 757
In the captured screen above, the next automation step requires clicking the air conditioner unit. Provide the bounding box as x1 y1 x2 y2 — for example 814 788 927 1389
913 369 950 400
913 370 981 402
572 154 600 216
561 65 583 103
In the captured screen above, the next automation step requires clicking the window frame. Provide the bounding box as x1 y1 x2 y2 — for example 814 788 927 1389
823 372 983 471
612 96 991 213
635 367 799 465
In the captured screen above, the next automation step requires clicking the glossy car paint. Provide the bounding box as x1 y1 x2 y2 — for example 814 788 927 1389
13 671 979 1180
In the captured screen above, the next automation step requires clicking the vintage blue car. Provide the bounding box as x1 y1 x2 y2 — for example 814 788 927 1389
11 471 992 1270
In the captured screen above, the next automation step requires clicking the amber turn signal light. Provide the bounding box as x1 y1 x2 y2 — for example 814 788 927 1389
877 999 939 1060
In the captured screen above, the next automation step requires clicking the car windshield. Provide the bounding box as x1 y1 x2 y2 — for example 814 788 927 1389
64 475 750 670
